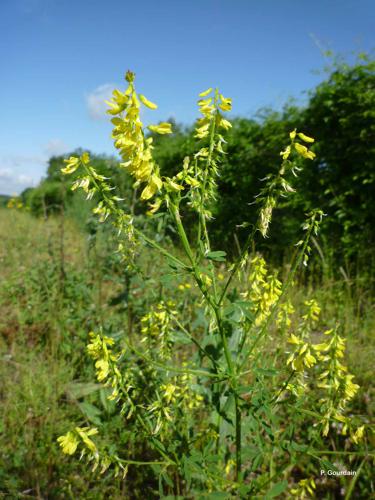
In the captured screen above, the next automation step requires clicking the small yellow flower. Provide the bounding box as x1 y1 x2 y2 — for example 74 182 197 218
61 156 80 175
352 425 365 444
219 118 232 130
298 132 314 143
75 427 98 452
57 431 79 455
148 122 172 134
289 129 297 140
140 174 163 200
219 94 232 111
280 145 291 160
146 198 162 216
199 87 213 97
294 142 316 160
139 94 158 110
95 358 110 381
81 152 90 164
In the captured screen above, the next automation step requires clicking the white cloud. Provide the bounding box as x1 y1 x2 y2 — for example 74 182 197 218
0 168 36 195
0 139 70 195
44 138 69 157
86 83 116 120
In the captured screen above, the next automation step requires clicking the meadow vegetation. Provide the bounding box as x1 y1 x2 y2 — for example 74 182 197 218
0 58 374 498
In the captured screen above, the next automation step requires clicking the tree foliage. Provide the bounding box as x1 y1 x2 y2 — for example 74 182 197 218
21 58 375 264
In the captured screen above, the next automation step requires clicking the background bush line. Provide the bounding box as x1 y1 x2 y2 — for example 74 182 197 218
11 57 375 273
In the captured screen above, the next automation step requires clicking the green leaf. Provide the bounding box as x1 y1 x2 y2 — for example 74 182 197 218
206 250 227 262
78 401 102 425
205 493 230 499
66 381 101 399
170 330 191 345
265 480 288 498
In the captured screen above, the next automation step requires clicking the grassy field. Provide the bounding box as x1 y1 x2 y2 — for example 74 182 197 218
0 208 373 498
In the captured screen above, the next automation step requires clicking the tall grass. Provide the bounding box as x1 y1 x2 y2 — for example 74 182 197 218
0 206 373 498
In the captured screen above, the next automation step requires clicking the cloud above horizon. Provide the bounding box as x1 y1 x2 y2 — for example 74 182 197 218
0 139 70 195
86 83 116 120
0 167 36 195
44 138 69 157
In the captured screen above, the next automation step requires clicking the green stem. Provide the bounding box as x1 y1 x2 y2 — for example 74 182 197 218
218 227 256 307
124 339 223 379
171 315 221 372
235 394 242 482
310 450 373 457
170 195 240 479
344 457 366 500
117 458 170 466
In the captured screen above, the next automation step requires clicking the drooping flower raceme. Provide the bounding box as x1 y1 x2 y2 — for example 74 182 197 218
106 70 172 202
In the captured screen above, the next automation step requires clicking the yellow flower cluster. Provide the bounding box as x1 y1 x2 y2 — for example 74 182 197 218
195 88 232 139
314 328 361 436
287 333 317 370
190 87 232 220
87 331 120 387
57 425 128 477
149 371 204 432
290 478 316 498
285 300 363 440
107 71 172 201
258 130 315 238
7 197 23 209
281 130 316 161
286 300 321 396
276 300 295 329
57 426 98 456
247 255 282 327
140 301 176 359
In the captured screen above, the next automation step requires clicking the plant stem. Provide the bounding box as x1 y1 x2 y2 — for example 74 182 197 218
235 394 242 481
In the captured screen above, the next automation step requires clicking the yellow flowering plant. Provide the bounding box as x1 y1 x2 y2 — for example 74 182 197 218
57 72 367 497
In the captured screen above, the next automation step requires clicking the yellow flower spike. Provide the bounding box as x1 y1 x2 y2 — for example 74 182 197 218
139 94 158 110
298 132 315 143
199 87 213 97
148 122 173 134
289 129 297 140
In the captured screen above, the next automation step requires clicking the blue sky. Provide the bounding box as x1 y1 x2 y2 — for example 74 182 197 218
0 0 373 195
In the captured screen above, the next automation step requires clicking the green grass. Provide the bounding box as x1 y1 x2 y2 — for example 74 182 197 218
0 208 373 498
